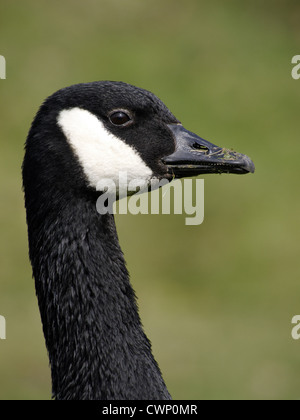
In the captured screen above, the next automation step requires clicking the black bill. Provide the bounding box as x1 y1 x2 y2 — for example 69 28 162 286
163 124 255 178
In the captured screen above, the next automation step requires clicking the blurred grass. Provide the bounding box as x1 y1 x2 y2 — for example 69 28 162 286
0 0 300 400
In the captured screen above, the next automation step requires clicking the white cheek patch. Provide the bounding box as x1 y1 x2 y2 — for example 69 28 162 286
57 107 153 190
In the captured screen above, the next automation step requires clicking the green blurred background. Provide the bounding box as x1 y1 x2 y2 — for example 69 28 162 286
0 0 300 400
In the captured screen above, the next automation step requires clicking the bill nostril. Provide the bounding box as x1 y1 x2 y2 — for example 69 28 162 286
192 143 209 153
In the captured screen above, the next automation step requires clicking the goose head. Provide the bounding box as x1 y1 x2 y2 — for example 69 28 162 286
27 81 254 200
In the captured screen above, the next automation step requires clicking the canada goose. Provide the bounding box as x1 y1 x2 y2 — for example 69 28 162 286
22 81 255 400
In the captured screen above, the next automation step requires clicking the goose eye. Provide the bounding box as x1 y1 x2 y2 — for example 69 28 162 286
109 110 132 127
